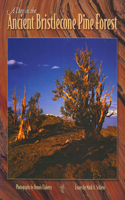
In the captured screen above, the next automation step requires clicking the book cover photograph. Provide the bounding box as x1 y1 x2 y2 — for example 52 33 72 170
8 38 117 180
1 0 125 199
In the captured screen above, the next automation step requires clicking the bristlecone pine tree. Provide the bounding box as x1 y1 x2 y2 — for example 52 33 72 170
52 48 114 139
26 92 43 132
17 85 26 140
11 86 19 126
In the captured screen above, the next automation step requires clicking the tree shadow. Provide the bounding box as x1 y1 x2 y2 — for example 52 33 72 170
42 122 77 137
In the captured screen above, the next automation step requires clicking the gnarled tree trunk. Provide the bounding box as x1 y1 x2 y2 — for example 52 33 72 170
17 85 26 140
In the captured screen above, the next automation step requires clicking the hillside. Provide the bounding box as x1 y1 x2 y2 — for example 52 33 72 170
8 115 117 179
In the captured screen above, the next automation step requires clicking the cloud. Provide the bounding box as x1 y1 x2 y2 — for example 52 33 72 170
8 59 27 69
43 64 49 67
110 105 117 110
8 60 16 65
111 102 117 107
38 64 49 67
18 62 23 65
52 66 60 69
107 109 117 117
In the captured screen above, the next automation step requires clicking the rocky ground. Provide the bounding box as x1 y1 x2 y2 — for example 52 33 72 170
8 116 117 179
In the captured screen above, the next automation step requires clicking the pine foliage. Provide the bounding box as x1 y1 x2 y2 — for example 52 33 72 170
52 48 114 137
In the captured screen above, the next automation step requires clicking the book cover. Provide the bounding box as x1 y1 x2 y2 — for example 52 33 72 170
0 1 125 199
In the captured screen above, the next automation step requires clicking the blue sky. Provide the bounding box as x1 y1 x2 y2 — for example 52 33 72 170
8 38 117 128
